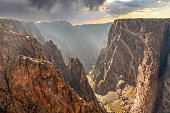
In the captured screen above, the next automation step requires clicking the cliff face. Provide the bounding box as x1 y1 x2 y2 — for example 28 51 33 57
0 22 100 112
68 58 100 110
42 41 103 111
0 24 44 112
0 18 46 43
0 55 98 113
0 23 46 67
93 19 170 112
158 53 170 112
42 40 72 85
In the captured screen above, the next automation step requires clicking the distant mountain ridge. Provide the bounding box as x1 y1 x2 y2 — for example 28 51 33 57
0 18 46 43
37 21 112 72
75 23 112 50
0 18 112 72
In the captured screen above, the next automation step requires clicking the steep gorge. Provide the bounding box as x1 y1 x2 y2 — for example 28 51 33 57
0 17 170 113
68 58 101 111
92 19 170 112
38 21 112 72
0 19 102 112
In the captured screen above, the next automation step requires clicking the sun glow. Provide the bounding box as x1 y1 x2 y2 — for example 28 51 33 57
106 0 132 4
106 0 114 4
119 0 132 2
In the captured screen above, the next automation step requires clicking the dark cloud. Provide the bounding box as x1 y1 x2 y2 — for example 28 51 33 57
0 0 169 24
29 0 57 11
83 0 106 10
28 0 106 11
0 0 33 19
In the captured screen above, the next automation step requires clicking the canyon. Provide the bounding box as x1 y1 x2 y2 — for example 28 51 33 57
0 18 169 113
0 19 103 112
92 19 170 112
38 21 112 72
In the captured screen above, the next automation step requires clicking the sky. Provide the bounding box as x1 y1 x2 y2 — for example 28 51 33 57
0 0 169 25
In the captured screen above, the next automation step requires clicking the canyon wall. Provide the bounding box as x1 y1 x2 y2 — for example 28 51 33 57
0 19 102 112
38 21 112 72
68 58 101 111
93 19 170 112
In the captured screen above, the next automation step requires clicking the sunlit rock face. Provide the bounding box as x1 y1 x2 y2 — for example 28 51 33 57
0 55 98 113
93 19 170 112
42 41 104 111
0 21 100 113
42 40 72 85
0 25 46 112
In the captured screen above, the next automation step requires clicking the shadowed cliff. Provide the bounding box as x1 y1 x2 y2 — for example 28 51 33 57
92 18 170 112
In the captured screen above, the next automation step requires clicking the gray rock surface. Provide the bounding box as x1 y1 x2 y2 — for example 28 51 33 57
68 58 103 112
92 19 170 112
0 18 46 43
38 21 112 72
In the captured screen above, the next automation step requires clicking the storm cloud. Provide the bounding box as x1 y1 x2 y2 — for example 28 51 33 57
28 0 107 11
82 0 106 10
29 0 57 11
0 0 169 24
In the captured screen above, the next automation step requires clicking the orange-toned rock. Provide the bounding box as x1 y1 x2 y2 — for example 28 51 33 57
43 40 72 85
42 41 104 112
0 56 98 113
0 20 101 113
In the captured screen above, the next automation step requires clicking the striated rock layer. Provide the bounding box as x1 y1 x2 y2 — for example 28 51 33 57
42 41 103 111
0 22 101 112
2 56 98 113
93 19 170 112
42 40 72 85
68 58 101 111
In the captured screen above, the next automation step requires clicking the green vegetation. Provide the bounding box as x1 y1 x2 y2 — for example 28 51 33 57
107 103 117 112
87 74 95 88
96 96 101 102
107 103 127 113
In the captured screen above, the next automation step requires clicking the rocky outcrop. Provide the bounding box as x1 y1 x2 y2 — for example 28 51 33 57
68 58 101 110
92 19 170 112
0 23 46 67
0 25 47 111
42 40 72 85
0 20 101 112
0 18 46 43
0 55 98 113
42 41 104 111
